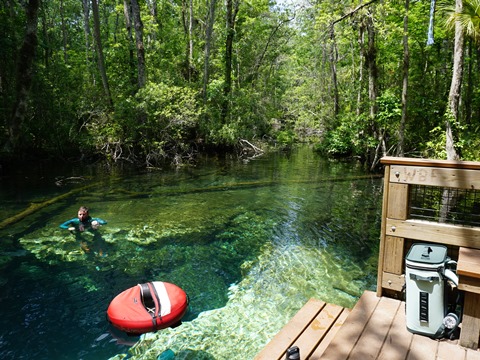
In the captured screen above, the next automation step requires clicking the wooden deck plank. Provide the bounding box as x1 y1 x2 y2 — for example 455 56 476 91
406 334 438 360
377 301 413 360
320 290 380 360
466 349 480 360
308 308 351 360
254 298 325 360
256 291 480 360
351 296 401 359
291 302 345 358
437 341 466 360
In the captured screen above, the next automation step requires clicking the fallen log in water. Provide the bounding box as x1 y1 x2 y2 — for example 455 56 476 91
105 174 384 199
0 173 382 230
0 182 99 230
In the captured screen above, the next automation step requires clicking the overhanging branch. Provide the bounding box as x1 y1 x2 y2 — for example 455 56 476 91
331 0 379 26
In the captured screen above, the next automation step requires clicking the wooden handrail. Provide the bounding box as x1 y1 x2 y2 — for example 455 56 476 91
381 156 480 170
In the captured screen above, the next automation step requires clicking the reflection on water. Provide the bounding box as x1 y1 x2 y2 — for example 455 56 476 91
0 147 382 359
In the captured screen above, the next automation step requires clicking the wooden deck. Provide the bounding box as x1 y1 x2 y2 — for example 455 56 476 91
255 291 480 360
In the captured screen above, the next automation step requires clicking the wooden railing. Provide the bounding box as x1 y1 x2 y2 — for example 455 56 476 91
377 157 480 298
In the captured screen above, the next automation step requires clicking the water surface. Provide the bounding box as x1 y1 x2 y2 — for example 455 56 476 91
0 147 382 359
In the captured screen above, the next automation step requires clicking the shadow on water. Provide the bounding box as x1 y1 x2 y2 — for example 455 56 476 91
0 147 383 359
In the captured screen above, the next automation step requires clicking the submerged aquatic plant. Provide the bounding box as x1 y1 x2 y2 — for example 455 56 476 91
120 239 374 360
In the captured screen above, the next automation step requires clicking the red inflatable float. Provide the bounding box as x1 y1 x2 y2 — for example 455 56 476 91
107 281 188 335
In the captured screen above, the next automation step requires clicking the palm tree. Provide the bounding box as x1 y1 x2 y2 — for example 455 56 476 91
444 0 464 161
443 0 480 161
447 0 480 42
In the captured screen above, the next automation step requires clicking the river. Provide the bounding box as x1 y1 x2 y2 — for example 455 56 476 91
0 147 383 359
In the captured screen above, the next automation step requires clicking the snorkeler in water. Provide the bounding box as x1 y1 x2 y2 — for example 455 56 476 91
59 206 107 232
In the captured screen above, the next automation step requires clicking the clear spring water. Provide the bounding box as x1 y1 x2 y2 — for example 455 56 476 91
0 147 383 359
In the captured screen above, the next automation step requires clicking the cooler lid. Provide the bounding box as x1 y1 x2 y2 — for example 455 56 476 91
406 243 447 264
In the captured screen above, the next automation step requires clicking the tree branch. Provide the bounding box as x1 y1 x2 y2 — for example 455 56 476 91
331 0 379 26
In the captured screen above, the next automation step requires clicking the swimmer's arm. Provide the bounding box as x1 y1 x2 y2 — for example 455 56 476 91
92 218 107 225
59 218 79 229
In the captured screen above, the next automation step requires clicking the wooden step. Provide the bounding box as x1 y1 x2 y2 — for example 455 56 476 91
255 291 480 359
254 298 350 360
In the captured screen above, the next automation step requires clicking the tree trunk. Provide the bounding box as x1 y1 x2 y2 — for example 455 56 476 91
222 0 239 123
477 46 480 120
91 0 113 107
203 0 217 103
123 0 136 87
82 0 91 63
465 39 472 125
356 21 365 117
440 0 464 221
329 0 380 118
181 0 194 81
147 0 157 18
188 0 194 80
41 5 50 68
445 0 463 161
6 0 40 152
131 0 146 89
398 0 409 157
329 27 340 117
365 14 383 170
366 15 378 121
60 0 68 63
146 0 158 40
249 17 291 85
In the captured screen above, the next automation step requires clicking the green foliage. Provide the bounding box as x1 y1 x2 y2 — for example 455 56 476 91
135 82 203 165
315 119 356 157
316 90 402 159
376 90 401 130
2 0 480 164
424 125 447 159
276 130 296 147
203 83 277 146
423 110 467 160
460 124 480 160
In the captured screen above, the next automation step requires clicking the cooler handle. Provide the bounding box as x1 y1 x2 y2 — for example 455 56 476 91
443 268 458 287
409 273 439 282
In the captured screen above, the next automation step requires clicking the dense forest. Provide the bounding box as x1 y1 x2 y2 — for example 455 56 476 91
1 0 480 169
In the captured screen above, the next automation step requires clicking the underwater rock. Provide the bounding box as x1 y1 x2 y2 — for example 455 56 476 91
157 349 174 360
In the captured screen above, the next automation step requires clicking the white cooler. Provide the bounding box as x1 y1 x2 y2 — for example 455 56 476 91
405 243 458 337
